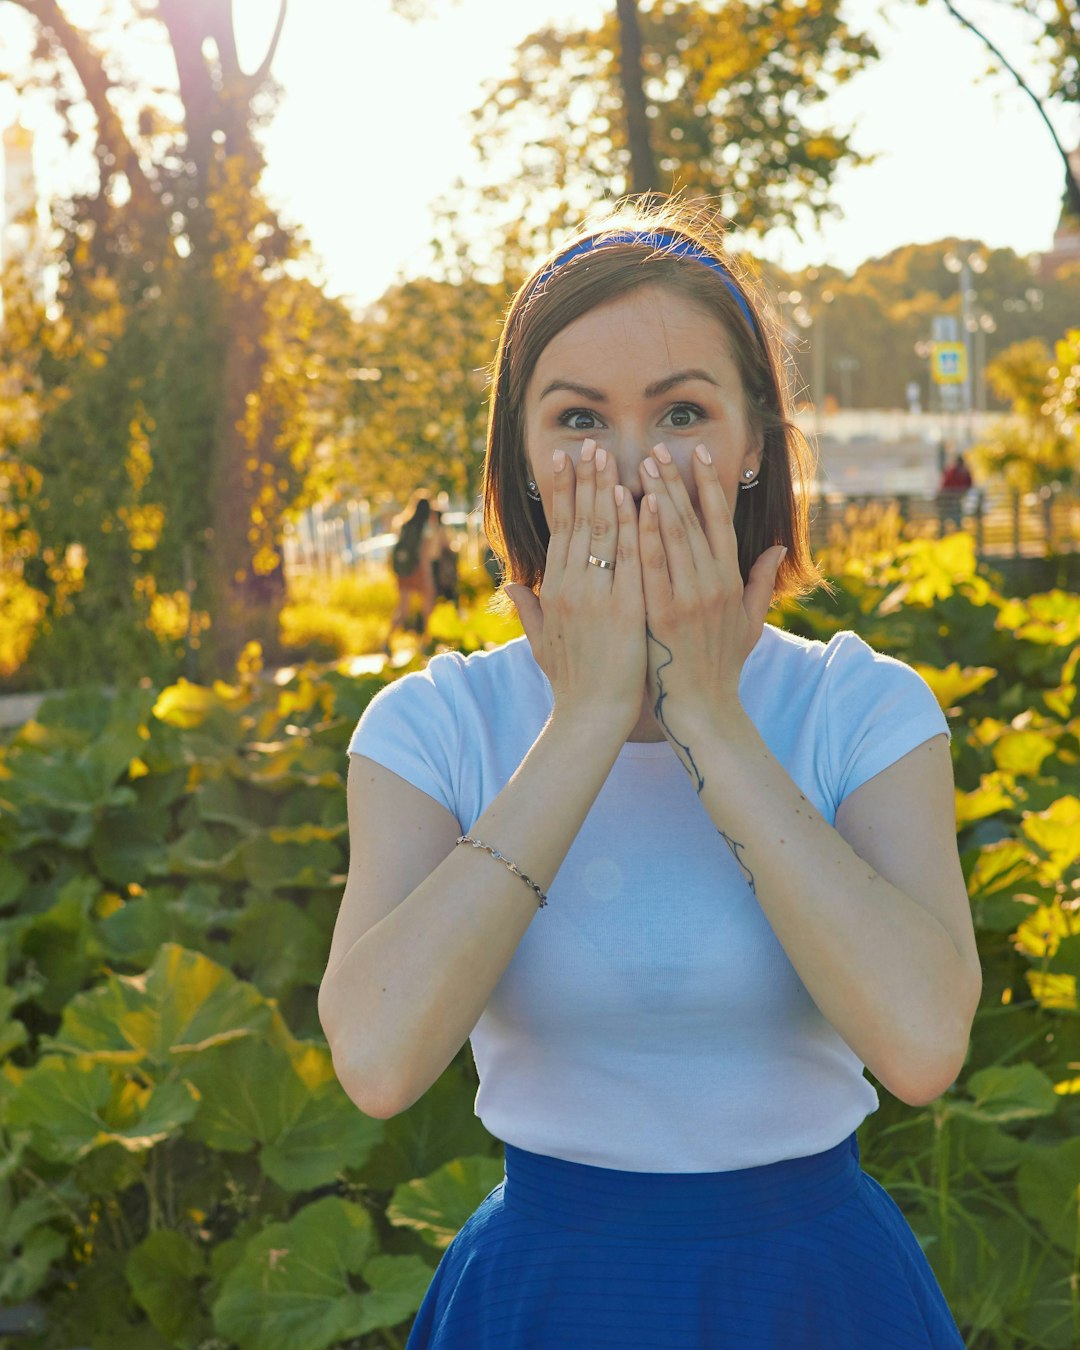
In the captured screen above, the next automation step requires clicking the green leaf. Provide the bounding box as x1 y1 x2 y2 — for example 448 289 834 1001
211 1196 429 1350
126 1229 208 1348
238 833 342 892
4 1056 198 1163
955 774 1015 830
387 1154 505 1250
1016 1137 1080 1253
90 807 170 886
949 1063 1060 1125
183 1032 308 1154
259 1069 384 1192
47 943 271 1070
230 895 327 996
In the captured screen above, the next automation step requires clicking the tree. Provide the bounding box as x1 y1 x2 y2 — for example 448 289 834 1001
313 276 506 512
933 0 1080 218
972 332 1080 488
0 1 420 687
434 0 877 276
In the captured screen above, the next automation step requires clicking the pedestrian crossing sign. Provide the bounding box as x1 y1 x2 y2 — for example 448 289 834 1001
931 342 967 385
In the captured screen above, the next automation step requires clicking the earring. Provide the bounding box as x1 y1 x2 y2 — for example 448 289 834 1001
740 469 759 491
526 480 541 501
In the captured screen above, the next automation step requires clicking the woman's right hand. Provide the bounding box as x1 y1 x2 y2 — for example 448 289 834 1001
505 439 646 739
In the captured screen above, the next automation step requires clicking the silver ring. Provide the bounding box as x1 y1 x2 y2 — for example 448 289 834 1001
587 554 615 571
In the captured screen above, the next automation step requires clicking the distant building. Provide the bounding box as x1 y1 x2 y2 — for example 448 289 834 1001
1036 143 1080 281
2 120 46 308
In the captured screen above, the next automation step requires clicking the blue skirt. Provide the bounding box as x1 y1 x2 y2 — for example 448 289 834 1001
405 1132 966 1348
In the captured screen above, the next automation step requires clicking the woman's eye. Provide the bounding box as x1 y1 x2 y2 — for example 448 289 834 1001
664 403 704 428
557 408 602 432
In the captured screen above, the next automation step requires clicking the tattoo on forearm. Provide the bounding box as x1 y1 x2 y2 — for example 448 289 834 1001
645 626 755 894
646 624 704 791
719 831 756 894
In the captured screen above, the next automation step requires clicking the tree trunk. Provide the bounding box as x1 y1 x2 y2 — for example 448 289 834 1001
614 0 658 195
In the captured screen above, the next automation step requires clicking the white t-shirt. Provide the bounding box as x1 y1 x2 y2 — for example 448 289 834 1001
347 625 949 1172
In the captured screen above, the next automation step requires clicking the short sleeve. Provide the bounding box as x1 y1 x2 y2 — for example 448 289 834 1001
824 631 950 805
347 654 464 820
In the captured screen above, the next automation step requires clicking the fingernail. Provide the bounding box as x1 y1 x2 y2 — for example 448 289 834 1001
777 546 788 566
643 457 659 478
694 443 712 465
595 446 608 470
553 449 565 471
581 440 596 463
647 493 658 514
614 483 625 506
653 443 671 464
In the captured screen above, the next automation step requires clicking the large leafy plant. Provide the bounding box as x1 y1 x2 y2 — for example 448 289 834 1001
1 538 1078 1348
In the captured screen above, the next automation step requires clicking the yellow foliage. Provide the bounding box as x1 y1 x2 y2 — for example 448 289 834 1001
0 576 48 677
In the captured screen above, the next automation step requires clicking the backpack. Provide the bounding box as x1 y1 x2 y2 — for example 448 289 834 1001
391 523 422 577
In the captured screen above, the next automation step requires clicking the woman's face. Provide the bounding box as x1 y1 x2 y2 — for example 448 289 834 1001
523 283 762 526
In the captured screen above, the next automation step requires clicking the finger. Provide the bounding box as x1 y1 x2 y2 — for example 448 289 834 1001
566 437 599 571
693 443 740 576
742 545 786 635
640 454 696 586
647 443 713 574
543 448 574 585
504 583 543 656
638 490 673 610
611 482 644 614
587 443 619 575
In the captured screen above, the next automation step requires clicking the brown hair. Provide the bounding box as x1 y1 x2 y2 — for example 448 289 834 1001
482 197 824 608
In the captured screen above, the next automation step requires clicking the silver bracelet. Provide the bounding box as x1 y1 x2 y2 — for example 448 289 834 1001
456 835 548 908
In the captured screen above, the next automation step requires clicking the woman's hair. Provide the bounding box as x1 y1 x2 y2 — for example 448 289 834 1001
394 493 431 544
482 197 823 607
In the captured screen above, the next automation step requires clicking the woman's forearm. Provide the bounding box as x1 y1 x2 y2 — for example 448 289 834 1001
672 708 978 1106
319 711 627 1119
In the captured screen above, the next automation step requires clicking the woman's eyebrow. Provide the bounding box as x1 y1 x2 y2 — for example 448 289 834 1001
538 369 721 402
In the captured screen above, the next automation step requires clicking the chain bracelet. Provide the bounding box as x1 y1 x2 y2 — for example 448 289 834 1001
456 835 548 908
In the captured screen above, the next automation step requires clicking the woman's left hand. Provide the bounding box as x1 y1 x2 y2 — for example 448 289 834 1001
638 441 785 749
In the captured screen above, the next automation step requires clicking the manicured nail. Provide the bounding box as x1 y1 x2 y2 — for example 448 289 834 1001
595 446 608 470
643 457 659 478
614 484 625 507
694 443 712 465
653 443 672 464
581 440 596 463
553 449 566 471
647 493 658 514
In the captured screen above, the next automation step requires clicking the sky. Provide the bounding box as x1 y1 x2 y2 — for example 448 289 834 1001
2 0 1077 310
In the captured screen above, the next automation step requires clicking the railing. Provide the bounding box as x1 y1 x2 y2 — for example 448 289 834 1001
283 485 1079 582
808 485 1080 559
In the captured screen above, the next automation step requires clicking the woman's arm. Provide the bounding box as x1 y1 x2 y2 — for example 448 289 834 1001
319 709 628 1119
669 717 981 1107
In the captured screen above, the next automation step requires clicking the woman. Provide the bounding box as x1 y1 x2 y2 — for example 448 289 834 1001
319 199 980 1348
385 493 438 648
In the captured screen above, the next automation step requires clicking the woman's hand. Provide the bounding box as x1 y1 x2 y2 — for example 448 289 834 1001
638 441 785 756
506 439 646 740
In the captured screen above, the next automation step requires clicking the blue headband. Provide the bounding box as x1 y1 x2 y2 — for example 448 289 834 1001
528 228 759 338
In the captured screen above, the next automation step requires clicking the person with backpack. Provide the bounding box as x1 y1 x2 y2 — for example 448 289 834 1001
385 494 437 650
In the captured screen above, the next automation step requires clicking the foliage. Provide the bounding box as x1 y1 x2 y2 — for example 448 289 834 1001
781 241 1080 411
434 0 878 276
0 0 365 689
308 276 506 510
971 330 1080 490
0 534 1078 1347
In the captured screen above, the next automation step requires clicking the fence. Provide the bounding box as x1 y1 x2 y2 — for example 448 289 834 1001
808 484 1079 558
285 485 1080 583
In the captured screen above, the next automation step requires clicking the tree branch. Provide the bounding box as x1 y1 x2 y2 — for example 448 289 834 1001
941 0 1080 218
7 0 159 212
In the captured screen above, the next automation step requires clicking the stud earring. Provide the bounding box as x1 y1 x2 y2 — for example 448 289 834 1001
526 480 541 501
740 468 759 491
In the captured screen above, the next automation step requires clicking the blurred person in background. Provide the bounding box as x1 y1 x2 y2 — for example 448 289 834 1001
430 506 461 612
385 493 437 649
